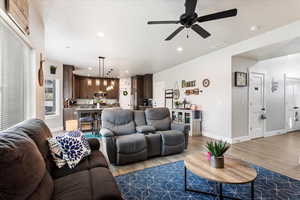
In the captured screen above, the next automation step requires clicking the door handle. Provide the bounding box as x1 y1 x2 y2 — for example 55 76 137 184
261 108 265 111
294 106 299 109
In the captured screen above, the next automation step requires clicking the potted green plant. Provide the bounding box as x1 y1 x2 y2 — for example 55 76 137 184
50 65 57 74
205 140 230 169
174 101 182 109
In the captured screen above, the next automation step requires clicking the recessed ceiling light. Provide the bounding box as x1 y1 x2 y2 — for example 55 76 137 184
97 32 105 37
88 67 92 70
177 47 183 52
250 25 259 31
125 70 129 73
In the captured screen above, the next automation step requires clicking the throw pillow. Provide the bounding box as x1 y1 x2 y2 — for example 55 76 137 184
55 130 91 169
48 137 67 168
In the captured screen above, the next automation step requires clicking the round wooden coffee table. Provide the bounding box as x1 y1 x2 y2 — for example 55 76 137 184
184 153 257 200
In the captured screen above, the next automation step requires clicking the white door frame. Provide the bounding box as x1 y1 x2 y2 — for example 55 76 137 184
284 75 300 132
248 72 266 139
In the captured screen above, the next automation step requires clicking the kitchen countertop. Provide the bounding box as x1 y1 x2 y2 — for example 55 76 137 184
76 106 119 112
76 107 104 111
64 104 119 109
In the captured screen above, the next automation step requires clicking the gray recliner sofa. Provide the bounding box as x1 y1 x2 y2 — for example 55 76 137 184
145 108 189 156
100 108 189 165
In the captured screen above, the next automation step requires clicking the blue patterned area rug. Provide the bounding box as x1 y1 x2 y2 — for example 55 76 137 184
116 161 300 200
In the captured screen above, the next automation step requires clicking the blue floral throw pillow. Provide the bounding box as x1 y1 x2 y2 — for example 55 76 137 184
48 137 67 168
55 130 91 169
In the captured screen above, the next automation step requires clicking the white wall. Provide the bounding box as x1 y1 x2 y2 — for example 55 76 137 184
119 78 132 109
0 1 4 10
232 53 300 139
154 50 232 141
28 0 45 119
44 60 63 132
154 19 300 142
253 53 300 132
231 57 257 138
0 0 45 119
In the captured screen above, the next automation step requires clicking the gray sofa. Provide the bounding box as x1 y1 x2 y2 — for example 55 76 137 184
100 107 189 165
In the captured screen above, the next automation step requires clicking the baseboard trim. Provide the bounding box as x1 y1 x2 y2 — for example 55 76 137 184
231 136 251 144
264 129 286 137
201 129 287 144
202 132 233 143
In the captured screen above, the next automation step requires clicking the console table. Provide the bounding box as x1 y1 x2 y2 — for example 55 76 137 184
170 109 202 136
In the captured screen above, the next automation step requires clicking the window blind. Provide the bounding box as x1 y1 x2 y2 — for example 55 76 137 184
0 17 30 131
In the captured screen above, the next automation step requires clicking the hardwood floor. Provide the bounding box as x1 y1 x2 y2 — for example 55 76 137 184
107 132 300 180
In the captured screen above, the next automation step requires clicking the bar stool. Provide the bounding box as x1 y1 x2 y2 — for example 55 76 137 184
79 113 96 134
94 111 102 135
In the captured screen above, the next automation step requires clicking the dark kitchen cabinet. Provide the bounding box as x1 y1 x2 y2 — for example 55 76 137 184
74 77 80 98
63 65 75 100
106 79 119 99
131 76 144 110
74 76 119 99
131 74 153 110
143 74 153 99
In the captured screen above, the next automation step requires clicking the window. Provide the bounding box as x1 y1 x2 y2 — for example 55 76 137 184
0 17 32 131
45 79 59 116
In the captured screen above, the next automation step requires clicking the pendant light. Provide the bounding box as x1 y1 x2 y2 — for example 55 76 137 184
98 56 106 93
98 56 114 92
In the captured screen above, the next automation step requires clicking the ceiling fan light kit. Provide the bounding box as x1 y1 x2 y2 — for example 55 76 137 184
147 0 238 41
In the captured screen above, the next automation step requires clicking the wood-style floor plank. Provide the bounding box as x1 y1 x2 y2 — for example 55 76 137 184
103 132 300 180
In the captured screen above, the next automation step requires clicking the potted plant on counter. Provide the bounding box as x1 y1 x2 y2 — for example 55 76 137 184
174 101 182 109
50 65 57 75
205 140 230 169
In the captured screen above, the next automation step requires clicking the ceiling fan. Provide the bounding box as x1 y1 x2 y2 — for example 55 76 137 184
147 0 238 41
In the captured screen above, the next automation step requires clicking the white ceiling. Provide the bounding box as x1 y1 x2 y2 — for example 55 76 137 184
238 37 300 61
42 0 300 77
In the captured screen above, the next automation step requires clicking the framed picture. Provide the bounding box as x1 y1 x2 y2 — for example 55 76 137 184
235 72 248 87
5 0 30 35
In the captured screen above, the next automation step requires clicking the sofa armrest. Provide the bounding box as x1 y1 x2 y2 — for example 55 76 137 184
87 138 100 150
171 123 189 149
136 125 156 134
171 123 189 134
100 129 117 164
100 128 114 137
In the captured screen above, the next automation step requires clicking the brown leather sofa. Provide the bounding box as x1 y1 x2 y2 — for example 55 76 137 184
0 119 122 200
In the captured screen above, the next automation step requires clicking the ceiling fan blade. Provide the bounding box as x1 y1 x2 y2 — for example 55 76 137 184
165 26 185 41
185 0 198 16
147 21 180 25
197 8 238 23
191 24 211 39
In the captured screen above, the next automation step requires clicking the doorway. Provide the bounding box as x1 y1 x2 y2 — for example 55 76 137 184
285 77 300 132
249 72 266 138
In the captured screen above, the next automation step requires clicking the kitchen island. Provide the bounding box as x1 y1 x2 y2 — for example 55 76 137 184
63 105 119 131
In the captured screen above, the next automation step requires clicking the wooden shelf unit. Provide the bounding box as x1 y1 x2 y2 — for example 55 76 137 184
165 89 174 108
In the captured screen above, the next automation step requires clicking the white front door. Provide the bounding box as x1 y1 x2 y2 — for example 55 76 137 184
249 73 265 138
285 77 300 131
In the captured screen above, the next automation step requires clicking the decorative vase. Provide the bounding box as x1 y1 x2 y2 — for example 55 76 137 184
207 152 211 161
210 156 224 169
